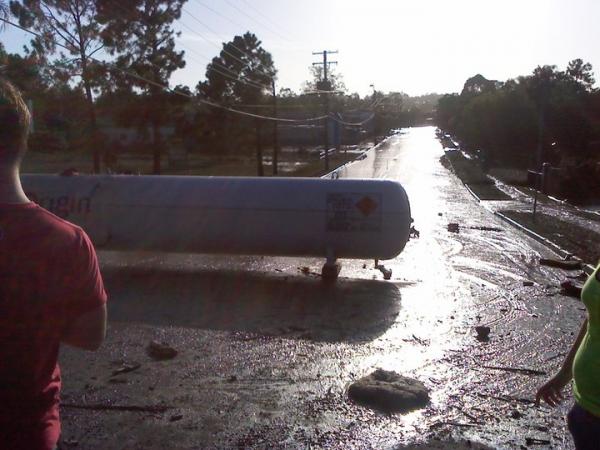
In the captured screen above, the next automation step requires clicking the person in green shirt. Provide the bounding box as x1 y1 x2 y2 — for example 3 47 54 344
536 264 600 449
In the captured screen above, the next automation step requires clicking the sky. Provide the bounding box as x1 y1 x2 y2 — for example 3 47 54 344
1 0 599 97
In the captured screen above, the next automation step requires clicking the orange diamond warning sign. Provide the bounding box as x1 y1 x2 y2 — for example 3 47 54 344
355 196 378 217
326 192 382 232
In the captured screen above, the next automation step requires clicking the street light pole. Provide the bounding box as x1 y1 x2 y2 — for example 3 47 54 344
370 83 377 144
532 91 547 223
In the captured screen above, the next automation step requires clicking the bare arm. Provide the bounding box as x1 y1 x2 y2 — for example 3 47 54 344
559 318 588 378
62 303 107 351
60 230 108 351
536 318 588 407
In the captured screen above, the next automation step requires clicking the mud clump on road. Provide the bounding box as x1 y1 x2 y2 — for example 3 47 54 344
147 341 178 360
348 369 430 413
474 326 491 342
539 257 582 271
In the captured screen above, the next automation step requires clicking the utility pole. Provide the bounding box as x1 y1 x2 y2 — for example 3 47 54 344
370 83 378 144
255 117 264 177
272 79 279 176
312 50 338 172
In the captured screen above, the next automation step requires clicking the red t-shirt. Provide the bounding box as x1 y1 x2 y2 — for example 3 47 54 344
0 202 107 450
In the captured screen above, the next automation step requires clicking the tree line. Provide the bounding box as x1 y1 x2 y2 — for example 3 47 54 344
436 60 600 172
0 0 437 175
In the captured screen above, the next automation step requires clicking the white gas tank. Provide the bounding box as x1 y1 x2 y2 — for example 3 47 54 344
21 175 411 261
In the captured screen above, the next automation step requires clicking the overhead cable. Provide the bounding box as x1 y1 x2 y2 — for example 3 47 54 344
221 0 291 42
238 0 293 41
183 5 276 81
0 17 327 124
330 112 375 127
102 0 271 91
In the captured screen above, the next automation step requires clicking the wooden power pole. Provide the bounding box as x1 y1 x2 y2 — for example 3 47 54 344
272 79 279 176
312 50 338 172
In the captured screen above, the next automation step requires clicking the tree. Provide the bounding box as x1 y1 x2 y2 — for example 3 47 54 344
198 32 275 104
566 58 595 92
11 0 105 172
461 74 500 96
302 65 346 94
197 32 276 174
97 0 187 174
437 61 596 171
0 41 45 93
527 62 594 159
0 1 8 22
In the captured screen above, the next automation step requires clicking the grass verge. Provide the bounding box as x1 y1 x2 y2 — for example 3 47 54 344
500 210 600 265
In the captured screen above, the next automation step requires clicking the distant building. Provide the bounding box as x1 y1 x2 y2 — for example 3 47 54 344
101 125 175 147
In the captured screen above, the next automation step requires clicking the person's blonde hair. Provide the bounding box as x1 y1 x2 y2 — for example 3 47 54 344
0 77 31 165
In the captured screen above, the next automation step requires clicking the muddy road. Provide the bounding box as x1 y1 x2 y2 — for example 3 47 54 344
59 127 584 449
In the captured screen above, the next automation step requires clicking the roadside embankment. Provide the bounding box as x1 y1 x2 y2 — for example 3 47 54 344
440 144 600 270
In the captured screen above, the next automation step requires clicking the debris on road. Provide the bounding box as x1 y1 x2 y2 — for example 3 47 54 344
403 335 430 346
147 341 178 360
567 271 588 281
62 403 172 413
169 414 184 422
298 266 320 277
62 438 79 447
475 393 535 405
510 409 523 419
560 280 583 298
539 258 582 270
525 437 551 446
480 365 546 376
111 362 141 376
374 263 392 280
409 225 420 238
468 225 503 232
522 280 534 287
348 369 430 413
447 223 460 233
544 352 567 362
475 326 491 342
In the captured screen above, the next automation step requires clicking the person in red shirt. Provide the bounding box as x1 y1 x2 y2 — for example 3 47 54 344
0 79 107 449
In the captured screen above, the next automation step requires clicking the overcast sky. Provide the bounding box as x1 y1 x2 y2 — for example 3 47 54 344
2 0 599 96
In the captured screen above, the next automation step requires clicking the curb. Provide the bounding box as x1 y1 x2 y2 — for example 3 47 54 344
493 211 594 275
441 150 595 275
322 137 388 180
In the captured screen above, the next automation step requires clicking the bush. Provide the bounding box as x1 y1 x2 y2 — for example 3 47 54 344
28 131 67 153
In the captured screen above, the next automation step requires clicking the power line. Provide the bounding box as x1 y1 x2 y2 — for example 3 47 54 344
0 17 327 125
176 19 270 91
102 0 271 91
330 113 375 127
221 0 291 42
193 0 247 36
182 6 276 81
238 0 293 41
182 0 273 77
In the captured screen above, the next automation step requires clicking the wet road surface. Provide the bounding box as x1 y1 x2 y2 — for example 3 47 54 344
60 127 585 449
